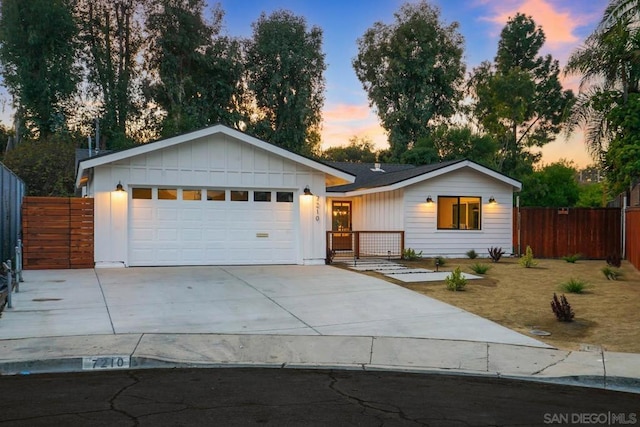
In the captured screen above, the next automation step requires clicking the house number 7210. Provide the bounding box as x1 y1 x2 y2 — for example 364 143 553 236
315 196 320 222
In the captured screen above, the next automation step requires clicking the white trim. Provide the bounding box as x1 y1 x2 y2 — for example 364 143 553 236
329 160 521 197
76 125 355 188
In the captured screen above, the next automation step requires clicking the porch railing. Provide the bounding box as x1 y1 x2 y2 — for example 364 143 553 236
326 231 404 261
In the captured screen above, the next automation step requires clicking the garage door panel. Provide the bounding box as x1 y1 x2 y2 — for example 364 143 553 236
129 189 297 266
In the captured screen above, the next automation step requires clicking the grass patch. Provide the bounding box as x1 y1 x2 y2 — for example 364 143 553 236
470 263 491 274
558 278 588 294
562 254 581 263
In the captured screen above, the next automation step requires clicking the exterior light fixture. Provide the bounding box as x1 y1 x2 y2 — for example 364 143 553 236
115 181 125 192
488 196 497 204
426 195 434 203
303 185 313 196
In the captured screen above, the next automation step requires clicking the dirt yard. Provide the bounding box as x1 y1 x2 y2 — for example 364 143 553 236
365 257 640 353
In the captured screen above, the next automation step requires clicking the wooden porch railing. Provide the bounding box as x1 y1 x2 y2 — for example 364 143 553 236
327 231 404 261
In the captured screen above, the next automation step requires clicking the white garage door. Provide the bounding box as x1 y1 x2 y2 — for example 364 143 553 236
129 188 297 266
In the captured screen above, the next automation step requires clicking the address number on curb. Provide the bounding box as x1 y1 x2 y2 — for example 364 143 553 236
82 356 130 370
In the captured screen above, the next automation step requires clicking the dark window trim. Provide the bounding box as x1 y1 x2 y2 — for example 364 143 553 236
437 195 482 230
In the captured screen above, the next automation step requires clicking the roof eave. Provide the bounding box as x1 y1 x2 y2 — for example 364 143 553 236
76 125 355 188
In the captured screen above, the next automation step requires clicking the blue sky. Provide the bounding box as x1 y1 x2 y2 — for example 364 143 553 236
216 0 608 167
0 0 608 167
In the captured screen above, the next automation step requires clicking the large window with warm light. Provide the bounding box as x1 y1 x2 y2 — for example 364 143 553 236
437 196 481 230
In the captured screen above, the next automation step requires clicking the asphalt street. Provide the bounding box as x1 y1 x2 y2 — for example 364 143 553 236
1 368 638 426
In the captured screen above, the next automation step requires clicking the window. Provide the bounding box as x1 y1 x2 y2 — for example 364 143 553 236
437 196 481 230
276 191 293 203
254 191 271 202
207 190 225 201
158 188 177 200
182 189 201 201
230 190 249 201
132 188 152 199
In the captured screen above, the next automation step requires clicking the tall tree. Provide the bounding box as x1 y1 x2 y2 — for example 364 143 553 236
564 1 640 195
77 0 144 149
401 126 498 167
322 136 378 163
519 161 580 207
246 10 326 155
353 1 465 160
145 0 244 136
0 0 79 139
564 16 640 157
469 13 574 178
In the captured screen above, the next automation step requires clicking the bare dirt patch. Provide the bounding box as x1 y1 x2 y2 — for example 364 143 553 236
355 257 640 353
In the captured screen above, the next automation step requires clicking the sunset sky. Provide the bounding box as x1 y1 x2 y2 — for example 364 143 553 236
0 0 608 168
218 0 607 168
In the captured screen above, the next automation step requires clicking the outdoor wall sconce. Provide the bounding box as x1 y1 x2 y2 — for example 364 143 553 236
303 185 313 196
488 196 497 204
115 181 125 192
426 195 434 204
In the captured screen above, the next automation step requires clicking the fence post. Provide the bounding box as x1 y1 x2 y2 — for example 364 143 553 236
4 260 12 308
15 240 22 289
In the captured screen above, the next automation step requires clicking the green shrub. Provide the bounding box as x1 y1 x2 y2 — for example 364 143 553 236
551 293 574 322
487 247 504 263
445 267 467 291
402 248 423 261
519 245 537 268
561 253 581 263
466 249 478 259
435 256 446 267
602 266 622 280
470 263 490 274
558 278 587 294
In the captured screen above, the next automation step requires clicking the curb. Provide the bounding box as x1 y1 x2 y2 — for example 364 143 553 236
2 356 639 395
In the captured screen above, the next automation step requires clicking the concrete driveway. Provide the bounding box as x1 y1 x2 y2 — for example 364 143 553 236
1 265 548 347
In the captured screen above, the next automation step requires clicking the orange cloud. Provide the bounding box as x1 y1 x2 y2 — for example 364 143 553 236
481 0 599 64
321 103 388 150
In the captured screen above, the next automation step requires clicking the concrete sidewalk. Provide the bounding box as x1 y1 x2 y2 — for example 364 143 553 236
1 266 639 393
1 333 639 393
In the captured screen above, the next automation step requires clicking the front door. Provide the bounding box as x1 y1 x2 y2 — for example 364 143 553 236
331 201 352 251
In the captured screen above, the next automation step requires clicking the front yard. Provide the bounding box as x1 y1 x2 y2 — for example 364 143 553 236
379 257 640 353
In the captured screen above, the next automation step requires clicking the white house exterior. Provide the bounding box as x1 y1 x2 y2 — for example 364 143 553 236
325 160 522 258
76 125 354 267
76 125 521 267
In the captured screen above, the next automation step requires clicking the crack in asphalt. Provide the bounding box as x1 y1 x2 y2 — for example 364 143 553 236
327 371 427 426
109 370 142 426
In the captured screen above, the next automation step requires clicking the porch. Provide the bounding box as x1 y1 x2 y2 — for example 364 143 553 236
326 231 405 262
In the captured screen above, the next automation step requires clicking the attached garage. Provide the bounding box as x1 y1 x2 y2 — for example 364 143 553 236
75 125 354 267
128 187 297 266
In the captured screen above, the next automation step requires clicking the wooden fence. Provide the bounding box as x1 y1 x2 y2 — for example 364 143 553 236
513 207 622 259
22 197 94 269
626 207 640 270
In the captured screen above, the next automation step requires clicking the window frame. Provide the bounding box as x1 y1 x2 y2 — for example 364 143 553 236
437 196 482 230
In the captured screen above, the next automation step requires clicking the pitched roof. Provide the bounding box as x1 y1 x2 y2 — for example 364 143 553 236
75 124 355 188
325 159 522 194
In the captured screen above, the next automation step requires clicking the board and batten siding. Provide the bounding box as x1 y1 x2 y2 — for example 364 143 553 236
352 189 404 230
93 133 325 192
404 168 515 257
90 133 327 266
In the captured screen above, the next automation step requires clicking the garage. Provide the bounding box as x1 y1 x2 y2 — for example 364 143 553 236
75 125 354 267
129 187 297 266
